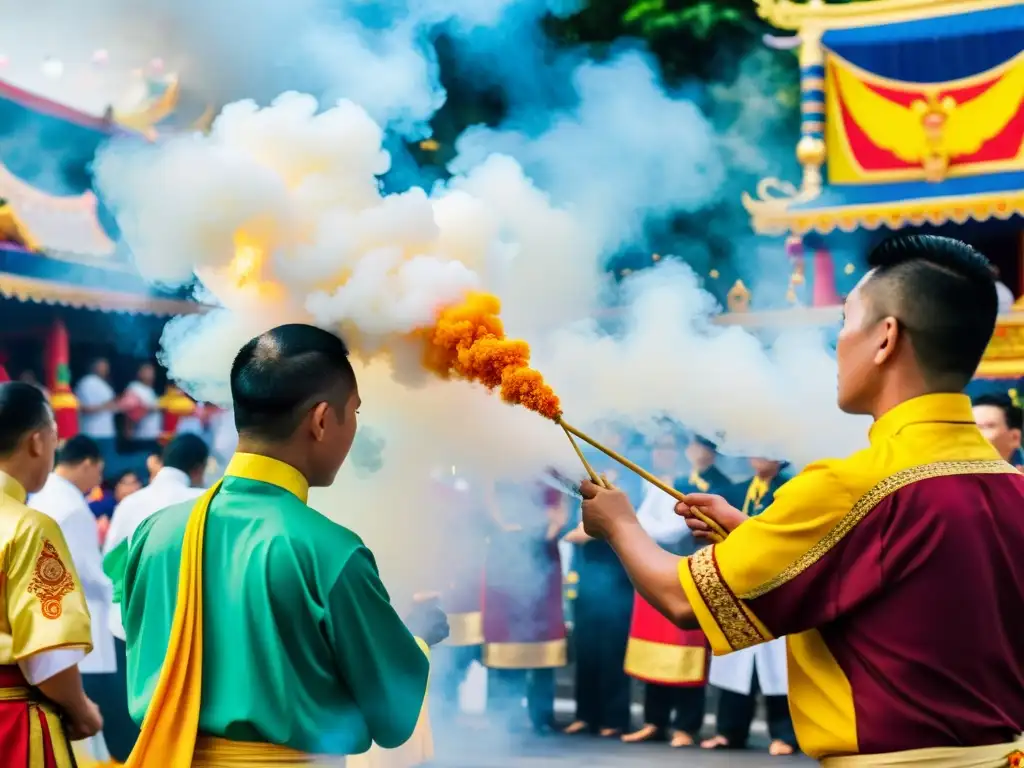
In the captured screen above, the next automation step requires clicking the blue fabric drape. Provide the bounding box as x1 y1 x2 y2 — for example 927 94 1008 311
823 6 1024 83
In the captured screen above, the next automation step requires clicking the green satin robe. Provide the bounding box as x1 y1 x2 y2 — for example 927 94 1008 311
121 474 428 755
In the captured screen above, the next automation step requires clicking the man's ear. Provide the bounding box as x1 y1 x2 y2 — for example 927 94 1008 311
26 430 44 459
872 316 900 366
309 402 330 442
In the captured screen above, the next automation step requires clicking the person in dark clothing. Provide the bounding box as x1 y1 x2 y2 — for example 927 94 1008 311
563 452 640 738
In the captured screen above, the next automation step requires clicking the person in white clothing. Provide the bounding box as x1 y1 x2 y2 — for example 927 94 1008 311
100 433 209 761
28 435 116 762
701 460 796 757
122 362 162 452
74 359 118 465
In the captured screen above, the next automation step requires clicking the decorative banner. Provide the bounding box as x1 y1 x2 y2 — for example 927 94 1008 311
825 51 1024 184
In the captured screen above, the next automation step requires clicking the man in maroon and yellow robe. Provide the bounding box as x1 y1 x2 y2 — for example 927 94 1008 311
482 482 567 732
579 236 1024 766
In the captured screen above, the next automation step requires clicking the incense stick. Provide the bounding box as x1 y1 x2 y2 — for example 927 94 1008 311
557 418 729 542
561 424 607 487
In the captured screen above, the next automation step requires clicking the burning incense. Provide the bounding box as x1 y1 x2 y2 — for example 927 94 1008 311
558 418 729 543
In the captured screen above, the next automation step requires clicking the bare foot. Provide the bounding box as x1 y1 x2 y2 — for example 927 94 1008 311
621 724 661 743
599 728 620 738
769 740 795 756
701 735 730 750
670 731 695 748
563 720 588 735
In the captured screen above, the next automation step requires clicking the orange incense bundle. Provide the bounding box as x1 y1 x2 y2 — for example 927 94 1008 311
421 291 728 542
422 291 562 420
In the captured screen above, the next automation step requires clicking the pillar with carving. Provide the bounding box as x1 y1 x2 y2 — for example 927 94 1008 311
45 318 79 439
796 9 827 195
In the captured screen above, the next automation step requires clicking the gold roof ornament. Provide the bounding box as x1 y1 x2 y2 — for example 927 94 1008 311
727 279 751 313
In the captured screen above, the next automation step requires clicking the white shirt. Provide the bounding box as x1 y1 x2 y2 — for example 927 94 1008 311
74 374 116 439
997 281 1015 314
125 380 161 440
29 474 116 674
103 467 204 640
635 482 688 545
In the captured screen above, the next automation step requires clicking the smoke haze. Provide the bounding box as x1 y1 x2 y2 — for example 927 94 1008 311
14 0 871 585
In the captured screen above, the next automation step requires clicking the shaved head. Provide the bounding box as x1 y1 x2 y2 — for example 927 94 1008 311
231 323 358 441
860 235 998 391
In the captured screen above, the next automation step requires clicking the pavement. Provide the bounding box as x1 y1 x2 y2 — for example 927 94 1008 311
430 724 812 767
428 720 811 765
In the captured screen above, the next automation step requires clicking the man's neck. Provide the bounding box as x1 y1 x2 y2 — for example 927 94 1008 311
234 438 311 481
756 469 778 482
54 466 88 494
0 459 32 494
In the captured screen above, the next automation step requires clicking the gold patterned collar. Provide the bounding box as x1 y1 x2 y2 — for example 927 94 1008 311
0 470 27 504
224 453 310 504
869 393 975 444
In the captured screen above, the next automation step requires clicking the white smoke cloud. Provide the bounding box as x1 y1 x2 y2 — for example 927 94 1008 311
0 0 576 130
89 13 869 588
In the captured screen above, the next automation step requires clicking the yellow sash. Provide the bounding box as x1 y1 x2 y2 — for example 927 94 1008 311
124 481 221 767
192 736 340 766
821 738 1024 768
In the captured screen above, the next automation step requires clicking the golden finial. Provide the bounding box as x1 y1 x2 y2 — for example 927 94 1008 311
844 263 855 275
727 279 751 313
419 139 440 152
912 93 958 183
709 269 720 279
652 253 661 262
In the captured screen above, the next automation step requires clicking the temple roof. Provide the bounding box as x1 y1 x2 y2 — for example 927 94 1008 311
746 171 1024 235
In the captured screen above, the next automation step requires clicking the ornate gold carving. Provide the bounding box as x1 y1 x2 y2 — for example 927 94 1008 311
982 320 1024 361
739 460 1016 600
911 93 958 182
28 540 76 619
727 280 751 313
688 547 766 651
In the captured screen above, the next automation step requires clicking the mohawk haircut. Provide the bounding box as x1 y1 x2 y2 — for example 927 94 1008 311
230 324 358 441
863 234 998 391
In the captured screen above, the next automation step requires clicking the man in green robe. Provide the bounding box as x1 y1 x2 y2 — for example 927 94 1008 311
118 323 449 766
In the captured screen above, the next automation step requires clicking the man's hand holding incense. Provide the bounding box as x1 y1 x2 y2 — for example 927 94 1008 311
579 480 637 542
580 480 696 628
675 493 747 541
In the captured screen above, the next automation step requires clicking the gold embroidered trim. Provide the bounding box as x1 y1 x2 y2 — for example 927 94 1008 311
27 539 76 619
740 459 1016 600
689 547 766 651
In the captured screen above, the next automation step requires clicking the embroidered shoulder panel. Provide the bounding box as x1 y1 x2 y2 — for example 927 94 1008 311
689 546 767 651
28 539 76 619
739 459 1015 600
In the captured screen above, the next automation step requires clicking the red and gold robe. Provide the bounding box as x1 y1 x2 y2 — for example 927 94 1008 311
624 595 707 686
481 483 566 669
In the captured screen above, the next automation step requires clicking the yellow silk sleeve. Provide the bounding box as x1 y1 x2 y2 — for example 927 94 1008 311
6 511 92 660
678 461 852 655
